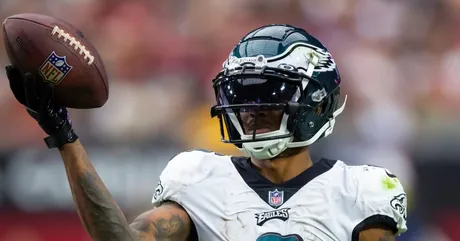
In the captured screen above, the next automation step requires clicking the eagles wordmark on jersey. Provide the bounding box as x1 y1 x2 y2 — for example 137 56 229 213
152 150 408 241
255 208 290 226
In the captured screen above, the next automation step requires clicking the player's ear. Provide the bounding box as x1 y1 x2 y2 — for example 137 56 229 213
5 65 27 106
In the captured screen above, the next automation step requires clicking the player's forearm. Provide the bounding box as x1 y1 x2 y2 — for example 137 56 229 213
59 140 136 241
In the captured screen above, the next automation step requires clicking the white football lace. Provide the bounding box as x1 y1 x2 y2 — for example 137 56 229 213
51 26 95 65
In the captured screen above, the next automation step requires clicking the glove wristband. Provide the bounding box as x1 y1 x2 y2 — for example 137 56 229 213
44 129 79 149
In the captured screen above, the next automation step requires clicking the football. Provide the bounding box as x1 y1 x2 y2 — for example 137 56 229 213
2 13 108 108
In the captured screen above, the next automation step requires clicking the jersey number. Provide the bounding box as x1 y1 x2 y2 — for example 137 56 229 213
257 233 303 241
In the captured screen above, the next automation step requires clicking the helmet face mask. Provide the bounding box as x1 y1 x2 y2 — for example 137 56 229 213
212 65 308 142
210 24 346 160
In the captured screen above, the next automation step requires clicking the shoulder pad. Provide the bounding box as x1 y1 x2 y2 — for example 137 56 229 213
151 150 224 205
352 165 408 236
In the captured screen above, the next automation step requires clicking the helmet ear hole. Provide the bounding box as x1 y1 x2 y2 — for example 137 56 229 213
315 91 337 118
315 103 324 116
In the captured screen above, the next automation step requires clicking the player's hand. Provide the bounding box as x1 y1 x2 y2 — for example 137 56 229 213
5 65 78 148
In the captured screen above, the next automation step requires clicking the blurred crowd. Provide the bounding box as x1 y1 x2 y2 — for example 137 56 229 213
0 0 460 240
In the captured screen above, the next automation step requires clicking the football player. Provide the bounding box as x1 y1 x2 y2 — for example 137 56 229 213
5 24 407 241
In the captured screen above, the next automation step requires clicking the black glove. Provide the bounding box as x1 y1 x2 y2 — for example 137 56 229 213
6 65 78 148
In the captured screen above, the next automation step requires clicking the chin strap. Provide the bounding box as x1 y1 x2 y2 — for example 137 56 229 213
239 136 293 160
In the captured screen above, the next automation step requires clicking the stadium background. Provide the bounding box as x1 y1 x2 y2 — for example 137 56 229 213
0 0 459 240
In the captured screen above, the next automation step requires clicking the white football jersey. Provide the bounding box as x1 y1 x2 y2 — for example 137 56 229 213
152 150 408 241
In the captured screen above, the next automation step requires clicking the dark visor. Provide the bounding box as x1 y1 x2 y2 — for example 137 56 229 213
218 77 300 108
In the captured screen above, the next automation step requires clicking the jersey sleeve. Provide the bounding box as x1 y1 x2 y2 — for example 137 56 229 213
151 150 209 206
352 165 408 237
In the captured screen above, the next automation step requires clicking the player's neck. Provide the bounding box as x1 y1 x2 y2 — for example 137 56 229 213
250 148 313 184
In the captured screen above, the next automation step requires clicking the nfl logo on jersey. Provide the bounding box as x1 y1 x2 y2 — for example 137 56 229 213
268 189 284 207
39 51 73 85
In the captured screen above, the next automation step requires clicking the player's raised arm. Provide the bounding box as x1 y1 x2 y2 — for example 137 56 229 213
60 141 192 241
59 140 134 240
4 66 192 241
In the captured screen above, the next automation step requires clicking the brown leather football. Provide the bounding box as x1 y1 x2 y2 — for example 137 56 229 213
2 13 108 109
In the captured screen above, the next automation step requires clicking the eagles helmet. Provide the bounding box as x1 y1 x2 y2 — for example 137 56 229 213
211 24 347 160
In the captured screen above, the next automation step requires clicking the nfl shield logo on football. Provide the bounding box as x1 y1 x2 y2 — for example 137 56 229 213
39 51 73 85
268 189 284 207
